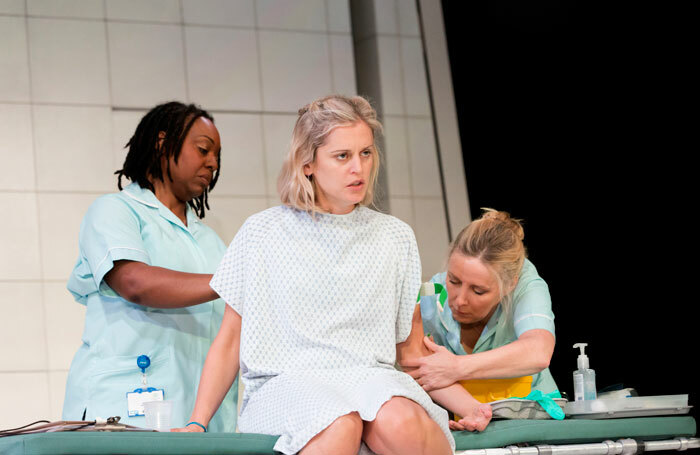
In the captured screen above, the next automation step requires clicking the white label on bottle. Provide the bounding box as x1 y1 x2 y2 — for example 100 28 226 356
574 374 584 401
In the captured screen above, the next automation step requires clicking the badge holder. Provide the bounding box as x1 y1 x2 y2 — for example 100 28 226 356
126 355 165 418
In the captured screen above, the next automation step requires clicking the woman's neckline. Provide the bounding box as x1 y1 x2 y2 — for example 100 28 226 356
314 205 361 219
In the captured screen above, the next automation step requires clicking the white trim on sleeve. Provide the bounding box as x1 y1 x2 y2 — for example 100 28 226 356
95 246 149 273
513 313 554 327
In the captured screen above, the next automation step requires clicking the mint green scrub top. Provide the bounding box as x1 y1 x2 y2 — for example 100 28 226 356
62 183 237 431
419 259 558 393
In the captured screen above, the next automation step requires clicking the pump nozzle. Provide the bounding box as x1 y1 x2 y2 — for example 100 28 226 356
573 343 590 369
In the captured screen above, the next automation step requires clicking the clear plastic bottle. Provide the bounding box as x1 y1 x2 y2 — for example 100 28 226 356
573 343 597 401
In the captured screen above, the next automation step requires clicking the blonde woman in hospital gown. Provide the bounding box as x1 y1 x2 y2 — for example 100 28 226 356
174 95 491 454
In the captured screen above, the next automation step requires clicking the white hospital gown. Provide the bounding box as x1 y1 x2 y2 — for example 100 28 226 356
210 205 454 454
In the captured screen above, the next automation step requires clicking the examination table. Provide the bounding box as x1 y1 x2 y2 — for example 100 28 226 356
0 416 696 454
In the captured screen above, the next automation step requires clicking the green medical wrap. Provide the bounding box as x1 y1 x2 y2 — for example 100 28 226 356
0 417 695 454
0 432 277 455
453 416 697 450
511 390 565 420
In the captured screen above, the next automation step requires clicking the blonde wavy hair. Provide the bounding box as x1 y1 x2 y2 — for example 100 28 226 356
450 208 527 322
277 95 382 213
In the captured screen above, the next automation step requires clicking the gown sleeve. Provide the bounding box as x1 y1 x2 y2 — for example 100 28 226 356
395 224 422 343
210 218 251 316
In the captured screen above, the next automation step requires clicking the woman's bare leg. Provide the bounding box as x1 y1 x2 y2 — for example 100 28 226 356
362 397 451 455
300 412 363 455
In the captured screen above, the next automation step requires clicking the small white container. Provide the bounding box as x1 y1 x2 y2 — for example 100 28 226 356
143 400 173 431
565 394 691 419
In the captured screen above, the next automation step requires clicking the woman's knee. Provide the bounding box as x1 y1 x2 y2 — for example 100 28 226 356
332 412 364 440
371 397 435 441
365 397 451 455
301 412 363 455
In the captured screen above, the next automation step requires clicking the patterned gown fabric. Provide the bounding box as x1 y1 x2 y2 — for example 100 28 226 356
211 205 454 454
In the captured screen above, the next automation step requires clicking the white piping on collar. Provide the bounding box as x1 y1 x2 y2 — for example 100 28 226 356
123 188 159 208
123 186 201 225
189 213 201 224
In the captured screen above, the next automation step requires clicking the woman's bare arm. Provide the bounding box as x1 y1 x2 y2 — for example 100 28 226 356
452 329 554 379
397 306 486 418
174 304 242 431
104 260 219 308
402 326 554 391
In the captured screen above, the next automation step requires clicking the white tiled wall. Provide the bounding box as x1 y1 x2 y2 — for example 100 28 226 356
0 283 47 371
0 193 42 280
353 0 452 275
27 0 104 19
181 0 256 27
184 27 261 111
28 17 111 104
258 30 333 111
0 0 455 429
0 103 35 189
0 16 31 102
32 105 114 192
108 22 188 107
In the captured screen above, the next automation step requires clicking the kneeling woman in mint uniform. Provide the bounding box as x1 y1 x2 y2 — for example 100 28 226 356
403 209 557 430
62 102 237 430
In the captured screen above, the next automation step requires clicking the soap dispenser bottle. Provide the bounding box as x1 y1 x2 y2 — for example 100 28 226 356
573 343 597 401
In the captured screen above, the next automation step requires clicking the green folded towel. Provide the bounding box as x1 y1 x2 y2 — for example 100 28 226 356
509 390 565 420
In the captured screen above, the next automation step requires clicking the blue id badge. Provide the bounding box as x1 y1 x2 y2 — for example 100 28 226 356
126 387 165 417
126 354 164 417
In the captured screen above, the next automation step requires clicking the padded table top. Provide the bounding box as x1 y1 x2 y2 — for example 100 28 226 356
0 416 695 454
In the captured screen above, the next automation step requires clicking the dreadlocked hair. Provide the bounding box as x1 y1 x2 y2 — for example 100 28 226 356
115 101 220 219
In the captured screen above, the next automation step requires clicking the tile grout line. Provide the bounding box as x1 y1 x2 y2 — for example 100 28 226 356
23 2 53 419
324 0 335 94
0 189 272 199
0 102 313 118
179 0 191 103
252 0 273 199
103 0 118 173
0 279 66 283
259 116 272 200
0 101 430 120
1 11 359 36
387 1 416 226
415 0 451 241
253 0 265 112
390 0 419 230
0 369 71 375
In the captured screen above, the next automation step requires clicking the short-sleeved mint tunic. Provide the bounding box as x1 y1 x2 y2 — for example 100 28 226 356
63 183 237 431
419 259 558 393
210 205 454 455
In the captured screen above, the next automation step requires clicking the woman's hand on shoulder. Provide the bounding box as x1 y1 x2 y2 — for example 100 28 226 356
401 336 460 391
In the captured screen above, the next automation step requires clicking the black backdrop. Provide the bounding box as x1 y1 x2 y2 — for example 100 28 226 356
440 0 696 414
